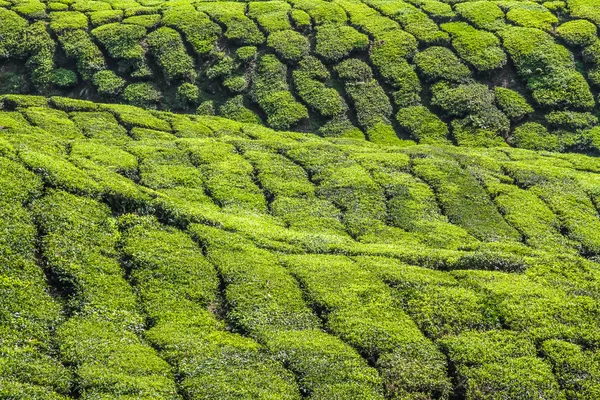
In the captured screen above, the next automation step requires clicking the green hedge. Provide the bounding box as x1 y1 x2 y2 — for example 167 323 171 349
315 24 369 62
441 22 506 71
197 2 264 45
440 330 563 400
412 155 521 242
267 30 310 63
251 54 308 129
396 106 450 144
556 19 597 46
414 46 471 82
494 87 533 120
147 26 196 82
455 1 505 31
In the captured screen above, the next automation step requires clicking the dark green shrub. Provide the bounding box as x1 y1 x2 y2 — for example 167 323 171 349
494 87 533 120
334 58 373 81
370 31 421 106
413 46 471 82
91 22 146 61
236 46 257 63
123 82 162 108
504 2 558 31
293 57 346 117
197 2 264 45
51 69 78 88
267 30 310 63
315 24 369 62
223 74 248 93
56 29 106 80
219 95 262 124
147 27 196 82
162 6 221 56
441 22 506 71
250 54 308 130
92 70 126 96
345 79 393 130
197 101 215 116
545 111 598 129
0 9 28 59
510 123 560 151
176 83 200 106
25 22 56 91
556 19 597 46
396 106 450 144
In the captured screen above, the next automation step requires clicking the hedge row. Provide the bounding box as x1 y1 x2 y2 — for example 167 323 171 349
189 225 384 399
33 190 178 398
282 254 452 399
0 158 71 399
120 215 301 399
3 96 600 396
3 0 600 146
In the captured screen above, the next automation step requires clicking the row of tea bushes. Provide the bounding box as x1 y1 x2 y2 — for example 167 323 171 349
3 0 600 150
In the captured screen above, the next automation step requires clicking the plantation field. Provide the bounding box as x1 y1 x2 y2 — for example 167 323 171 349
2 0 600 150
1 94 600 398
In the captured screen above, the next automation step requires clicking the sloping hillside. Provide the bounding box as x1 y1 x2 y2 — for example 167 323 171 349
1 94 600 399
2 0 600 151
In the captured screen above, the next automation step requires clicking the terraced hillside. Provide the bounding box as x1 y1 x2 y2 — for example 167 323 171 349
2 0 600 150
1 94 600 399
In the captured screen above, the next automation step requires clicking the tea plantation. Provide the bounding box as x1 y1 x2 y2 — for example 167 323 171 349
2 0 600 149
0 93 599 399
2 0 600 398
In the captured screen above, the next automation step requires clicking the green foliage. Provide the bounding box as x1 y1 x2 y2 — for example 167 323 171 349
441 22 507 71
92 70 126 96
123 83 162 108
455 1 506 31
236 46 257 63
557 19 597 46
219 95 262 124
291 8 311 30
51 68 77 88
396 106 450 144
334 58 373 81
504 2 558 31
501 27 594 110
91 22 146 61
248 1 292 33
441 330 564 400
315 24 369 62
162 6 220 56
89 9 123 26
542 340 600 399
293 56 347 117
414 46 471 82
412 156 521 242
197 2 264 45
251 54 308 129
56 29 106 80
267 30 310 63
147 27 196 82
494 87 533 120
49 11 88 32
545 111 598 129
0 9 28 59
25 21 56 91
510 122 559 151
176 83 200 106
